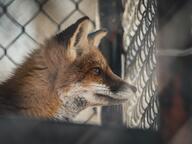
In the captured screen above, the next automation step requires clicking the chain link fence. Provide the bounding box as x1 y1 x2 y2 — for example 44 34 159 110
0 0 98 124
122 0 159 129
0 0 97 81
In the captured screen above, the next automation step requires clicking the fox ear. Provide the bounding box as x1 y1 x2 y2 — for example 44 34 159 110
88 29 107 47
55 16 92 59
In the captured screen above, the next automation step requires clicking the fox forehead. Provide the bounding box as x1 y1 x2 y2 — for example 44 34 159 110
53 47 109 89
74 47 108 70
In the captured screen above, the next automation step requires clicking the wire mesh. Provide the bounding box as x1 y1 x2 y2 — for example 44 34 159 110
122 0 159 129
0 0 96 64
0 0 97 124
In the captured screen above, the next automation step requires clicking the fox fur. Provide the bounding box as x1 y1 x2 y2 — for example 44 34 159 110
0 17 136 121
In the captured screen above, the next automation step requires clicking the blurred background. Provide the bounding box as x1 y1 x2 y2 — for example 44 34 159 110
0 0 192 143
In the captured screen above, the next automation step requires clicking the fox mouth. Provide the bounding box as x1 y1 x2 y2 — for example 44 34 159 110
90 84 136 105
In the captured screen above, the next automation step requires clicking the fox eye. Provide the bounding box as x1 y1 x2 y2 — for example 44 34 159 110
91 67 101 76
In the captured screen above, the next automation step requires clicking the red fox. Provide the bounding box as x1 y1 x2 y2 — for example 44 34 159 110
0 17 136 121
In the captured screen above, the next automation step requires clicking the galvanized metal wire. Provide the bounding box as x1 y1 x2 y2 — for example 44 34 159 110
122 0 159 129
0 0 96 63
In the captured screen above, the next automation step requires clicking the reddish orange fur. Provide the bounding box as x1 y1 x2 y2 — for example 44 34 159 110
0 17 136 120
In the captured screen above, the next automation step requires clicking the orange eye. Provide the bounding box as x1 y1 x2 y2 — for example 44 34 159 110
92 67 101 76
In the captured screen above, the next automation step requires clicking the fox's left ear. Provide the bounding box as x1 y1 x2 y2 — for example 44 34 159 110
55 16 92 59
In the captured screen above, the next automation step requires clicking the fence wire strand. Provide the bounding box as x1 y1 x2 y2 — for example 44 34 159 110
122 0 159 129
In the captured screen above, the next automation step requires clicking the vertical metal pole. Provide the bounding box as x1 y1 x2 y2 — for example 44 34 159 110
99 0 124 125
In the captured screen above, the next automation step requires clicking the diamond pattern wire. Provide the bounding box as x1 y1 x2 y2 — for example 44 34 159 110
122 0 159 129
0 0 97 123
0 0 96 65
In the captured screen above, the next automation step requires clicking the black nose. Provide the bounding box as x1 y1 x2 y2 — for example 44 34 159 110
121 82 137 93
110 80 137 93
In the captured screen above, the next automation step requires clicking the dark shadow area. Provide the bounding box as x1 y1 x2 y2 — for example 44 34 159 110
0 117 161 144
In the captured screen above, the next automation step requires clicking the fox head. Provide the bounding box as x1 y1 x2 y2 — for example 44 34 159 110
2 17 136 121
49 17 136 120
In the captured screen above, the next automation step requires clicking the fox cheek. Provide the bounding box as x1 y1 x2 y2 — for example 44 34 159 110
64 96 88 113
72 96 88 111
